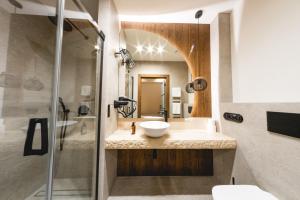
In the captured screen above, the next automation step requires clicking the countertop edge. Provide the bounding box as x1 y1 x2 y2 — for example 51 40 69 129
105 132 237 150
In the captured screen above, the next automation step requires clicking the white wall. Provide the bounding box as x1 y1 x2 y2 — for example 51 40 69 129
210 15 220 123
213 1 300 200
97 0 120 199
231 0 300 103
118 31 127 97
211 13 232 130
221 103 300 200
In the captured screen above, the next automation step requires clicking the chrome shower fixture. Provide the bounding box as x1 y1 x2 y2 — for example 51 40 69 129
48 16 89 39
115 49 135 69
126 58 135 69
8 0 23 9
48 16 73 32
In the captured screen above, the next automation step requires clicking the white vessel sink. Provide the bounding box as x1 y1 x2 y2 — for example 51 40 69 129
139 121 170 138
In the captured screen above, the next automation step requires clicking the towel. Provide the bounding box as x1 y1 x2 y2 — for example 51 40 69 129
172 87 181 98
172 102 181 115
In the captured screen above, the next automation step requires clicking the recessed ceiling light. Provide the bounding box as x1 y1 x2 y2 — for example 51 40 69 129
147 45 154 53
157 46 164 54
136 45 143 53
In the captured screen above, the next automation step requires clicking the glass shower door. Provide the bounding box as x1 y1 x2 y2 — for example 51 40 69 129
0 1 58 199
51 14 103 200
0 1 103 199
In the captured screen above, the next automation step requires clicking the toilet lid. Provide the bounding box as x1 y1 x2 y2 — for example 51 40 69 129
212 185 278 200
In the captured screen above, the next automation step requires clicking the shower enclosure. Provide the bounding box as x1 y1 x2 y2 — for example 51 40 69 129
0 0 104 199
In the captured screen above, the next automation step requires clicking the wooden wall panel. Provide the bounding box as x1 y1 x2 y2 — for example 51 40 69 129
121 22 211 117
117 149 213 176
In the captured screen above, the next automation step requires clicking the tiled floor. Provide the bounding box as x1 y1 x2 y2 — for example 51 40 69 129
111 177 214 196
26 178 213 200
26 178 92 200
109 177 214 200
108 195 213 200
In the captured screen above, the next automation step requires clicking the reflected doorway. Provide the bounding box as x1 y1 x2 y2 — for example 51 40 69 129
138 74 169 119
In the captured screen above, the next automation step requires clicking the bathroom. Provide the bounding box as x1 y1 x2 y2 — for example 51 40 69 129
1 0 300 200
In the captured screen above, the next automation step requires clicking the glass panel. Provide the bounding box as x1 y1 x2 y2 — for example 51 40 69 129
0 0 57 199
53 15 99 199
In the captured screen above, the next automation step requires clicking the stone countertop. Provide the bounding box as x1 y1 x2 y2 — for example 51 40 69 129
105 129 237 150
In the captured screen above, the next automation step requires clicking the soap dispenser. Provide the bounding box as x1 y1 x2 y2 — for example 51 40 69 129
131 122 136 135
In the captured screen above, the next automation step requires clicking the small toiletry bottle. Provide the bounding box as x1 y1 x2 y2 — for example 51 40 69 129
131 122 136 135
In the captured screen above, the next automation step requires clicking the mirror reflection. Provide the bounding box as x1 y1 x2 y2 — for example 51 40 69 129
118 29 194 119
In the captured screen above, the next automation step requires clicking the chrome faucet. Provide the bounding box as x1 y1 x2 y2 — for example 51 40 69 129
159 109 168 122
163 110 168 122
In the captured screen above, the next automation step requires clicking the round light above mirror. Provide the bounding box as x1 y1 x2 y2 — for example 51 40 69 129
157 46 164 54
147 45 154 53
136 45 143 53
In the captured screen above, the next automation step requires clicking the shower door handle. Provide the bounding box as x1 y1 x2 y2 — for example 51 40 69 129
23 118 48 156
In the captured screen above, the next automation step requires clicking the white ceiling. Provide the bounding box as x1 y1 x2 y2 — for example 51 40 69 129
124 29 185 62
114 0 238 24
114 0 234 15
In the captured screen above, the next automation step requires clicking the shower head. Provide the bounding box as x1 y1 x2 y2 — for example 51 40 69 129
48 17 89 40
48 16 73 32
8 0 23 9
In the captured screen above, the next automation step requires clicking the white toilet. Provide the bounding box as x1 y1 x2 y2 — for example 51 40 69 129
212 185 278 200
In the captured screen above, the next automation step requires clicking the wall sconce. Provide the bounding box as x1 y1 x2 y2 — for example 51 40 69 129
185 77 207 93
185 82 194 93
193 77 207 91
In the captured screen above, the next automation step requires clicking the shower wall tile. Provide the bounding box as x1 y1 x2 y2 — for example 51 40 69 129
0 11 56 200
0 7 10 73
1 14 56 130
1 5 101 200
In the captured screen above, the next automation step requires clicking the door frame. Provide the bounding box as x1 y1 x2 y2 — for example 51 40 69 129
138 74 170 118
